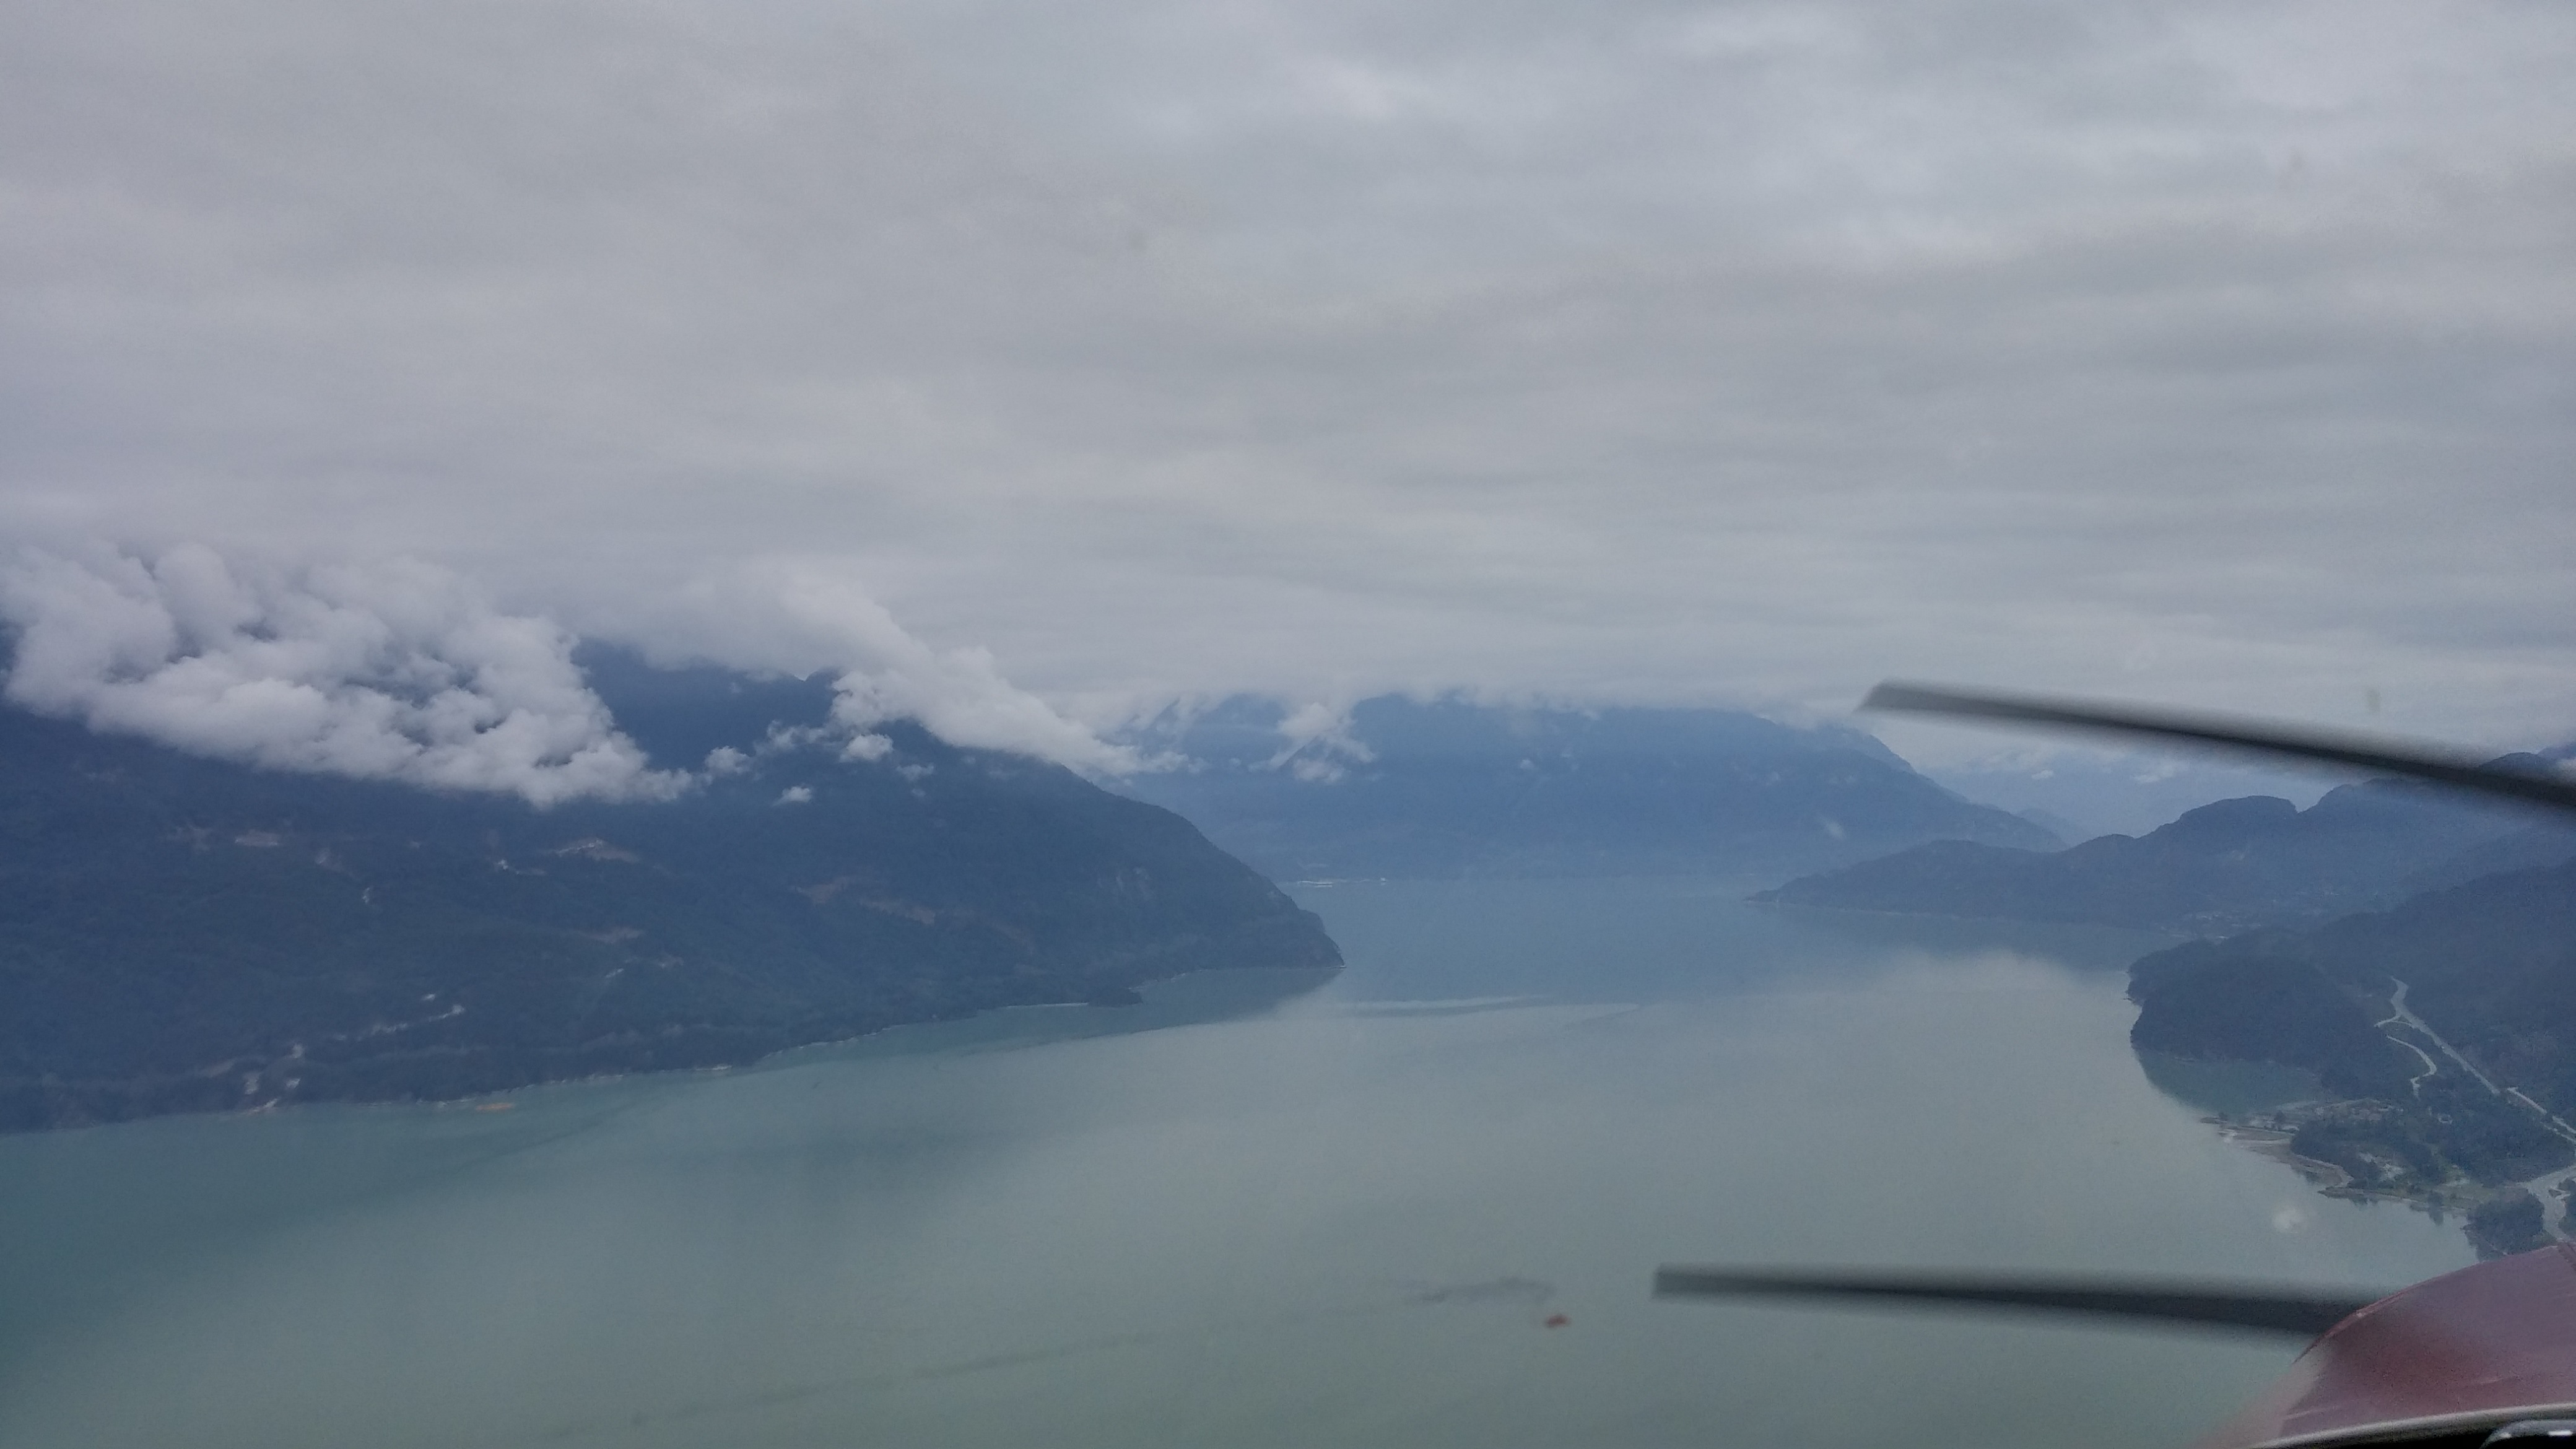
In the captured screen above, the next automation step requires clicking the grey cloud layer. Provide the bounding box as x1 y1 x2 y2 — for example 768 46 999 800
2 0 2570 761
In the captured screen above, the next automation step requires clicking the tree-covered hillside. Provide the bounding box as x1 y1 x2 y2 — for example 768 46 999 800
0 666 1339 1131
2129 857 2576 1121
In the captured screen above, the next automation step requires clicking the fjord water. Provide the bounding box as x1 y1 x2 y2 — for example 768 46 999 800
0 881 2471 1449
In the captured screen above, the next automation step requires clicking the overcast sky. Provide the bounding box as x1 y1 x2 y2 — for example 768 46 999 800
4 0 2572 783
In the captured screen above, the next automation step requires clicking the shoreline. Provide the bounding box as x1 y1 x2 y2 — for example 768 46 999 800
9 964 1344 1138
2202 1112 2565 1257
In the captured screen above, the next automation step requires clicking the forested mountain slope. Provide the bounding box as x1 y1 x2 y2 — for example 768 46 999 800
0 659 1338 1131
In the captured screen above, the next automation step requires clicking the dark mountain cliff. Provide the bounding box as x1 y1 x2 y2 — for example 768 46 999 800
0 657 1339 1132
1115 695 2058 883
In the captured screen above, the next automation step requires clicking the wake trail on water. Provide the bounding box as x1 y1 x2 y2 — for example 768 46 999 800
511 1276 1567 1444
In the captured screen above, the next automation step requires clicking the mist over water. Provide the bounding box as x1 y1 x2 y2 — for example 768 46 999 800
0 881 2472 1449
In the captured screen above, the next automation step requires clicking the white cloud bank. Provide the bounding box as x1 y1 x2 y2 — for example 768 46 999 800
0 545 681 805
605 562 1144 776
0 544 1143 798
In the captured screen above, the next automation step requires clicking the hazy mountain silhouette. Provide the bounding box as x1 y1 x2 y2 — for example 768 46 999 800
1115 695 2058 883
1759 767 2572 933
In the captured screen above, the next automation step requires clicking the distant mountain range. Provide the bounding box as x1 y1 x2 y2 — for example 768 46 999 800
1756 767 2575 934
1926 752 2346 842
0 650 1338 1133
1113 695 2058 883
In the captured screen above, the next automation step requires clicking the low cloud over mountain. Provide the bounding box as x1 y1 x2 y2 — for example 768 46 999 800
1 544 679 806
622 562 1143 777
0 544 1138 804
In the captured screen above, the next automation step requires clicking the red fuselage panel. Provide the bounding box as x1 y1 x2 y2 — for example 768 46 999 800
2202 1245 2576 1448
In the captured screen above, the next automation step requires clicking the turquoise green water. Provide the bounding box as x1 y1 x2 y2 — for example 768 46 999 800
0 880 2472 1448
